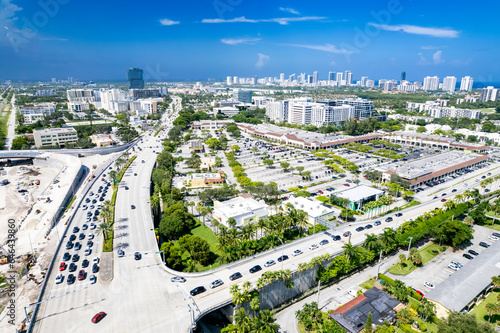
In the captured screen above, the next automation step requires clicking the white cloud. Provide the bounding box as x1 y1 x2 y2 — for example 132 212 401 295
159 18 180 26
283 43 352 54
417 52 429 65
39 37 68 42
421 45 441 50
433 50 444 64
221 37 261 45
255 53 269 68
279 7 300 15
0 0 22 42
368 23 459 38
202 16 326 25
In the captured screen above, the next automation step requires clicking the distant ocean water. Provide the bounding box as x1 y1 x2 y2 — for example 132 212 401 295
473 82 500 89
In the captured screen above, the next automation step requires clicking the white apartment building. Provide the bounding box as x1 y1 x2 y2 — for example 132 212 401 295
423 76 440 91
19 103 56 125
379 79 398 91
67 89 95 103
442 76 457 93
460 76 474 92
428 106 481 119
397 81 417 92
226 76 232 85
33 127 78 147
288 100 316 124
252 96 276 107
266 101 288 123
311 104 355 126
99 89 129 113
480 86 499 102
366 80 375 88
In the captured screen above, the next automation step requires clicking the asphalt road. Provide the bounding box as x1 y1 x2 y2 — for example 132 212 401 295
32 105 500 333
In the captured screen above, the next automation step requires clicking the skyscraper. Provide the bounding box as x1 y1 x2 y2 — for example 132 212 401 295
280 73 285 82
226 76 232 85
360 76 368 87
423 76 440 91
442 76 457 93
128 68 144 89
344 71 353 85
313 71 318 84
480 86 499 102
460 76 474 92
401 72 406 82
328 72 336 82
336 72 343 84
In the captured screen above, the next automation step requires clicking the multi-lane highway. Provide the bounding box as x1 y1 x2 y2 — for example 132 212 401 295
32 101 500 333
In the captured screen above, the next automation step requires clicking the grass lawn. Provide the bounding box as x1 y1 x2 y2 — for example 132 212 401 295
471 289 500 325
479 108 496 113
388 242 446 275
360 278 376 290
190 222 220 255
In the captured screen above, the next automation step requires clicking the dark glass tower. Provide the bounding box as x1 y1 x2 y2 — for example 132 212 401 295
128 68 144 89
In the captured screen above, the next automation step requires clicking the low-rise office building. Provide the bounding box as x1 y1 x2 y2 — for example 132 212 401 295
33 127 78 147
90 134 116 148
282 196 336 226
190 120 233 130
189 171 225 187
212 194 269 228
334 185 385 210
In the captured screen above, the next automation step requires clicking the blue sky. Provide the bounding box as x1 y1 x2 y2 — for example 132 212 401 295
1 0 499 82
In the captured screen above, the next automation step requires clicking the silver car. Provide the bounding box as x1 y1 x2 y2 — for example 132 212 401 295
210 279 224 289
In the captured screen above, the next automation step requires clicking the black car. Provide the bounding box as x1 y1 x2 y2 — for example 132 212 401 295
87 240 94 247
229 272 243 281
395 213 403 217
92 263 99 273
355 226 364 232
134 252 142 260
63 252 71 261
374 221 381 226
190 286 206 296
493 232 500 238
452 189 457 192
277 255 289 262
74 242 82 251
72 254 80 262
131 205 136 209
69 234 76 241
385 217 393 222
69 263 77 272
365 224 373 229
463 253 474 260
79 233 85 240
67 274 76 285
66 241 73 249
468 249 479 256
319 239 329 245
479 242 490 248
249 265 262 274
82 259 89 268
332 235 341 241
72 227 79 233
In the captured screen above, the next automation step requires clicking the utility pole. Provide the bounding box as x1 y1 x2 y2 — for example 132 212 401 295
317 280 321 305
407 237 413 255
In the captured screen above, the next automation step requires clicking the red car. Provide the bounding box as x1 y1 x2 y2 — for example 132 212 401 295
363 175 368 178
59 262 66 271
415 290 425 298
78 270 86 281
344 184 350 187
441 199 447 202
317 190 324 194
91 311 106 324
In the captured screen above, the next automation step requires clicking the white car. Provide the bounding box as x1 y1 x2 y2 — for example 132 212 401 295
424 281 435 289
489 235 498 241
84 248 92 256
90 275 97 284
90 223 96 230
88 234 94 240
55 274 64 284
82 205 88 210
118 249 125 257
309 244 319 251
292 249 303 257
209 279 224 289
93 257 100 264
264 260 276 268
86 217 91 223
448 264 459 271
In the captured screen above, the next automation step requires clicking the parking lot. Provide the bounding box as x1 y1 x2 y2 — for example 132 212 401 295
384 225 497 295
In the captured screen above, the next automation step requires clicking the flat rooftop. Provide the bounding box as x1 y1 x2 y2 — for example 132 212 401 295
426 239 500 312
34 127 76 134
380 151 482 180
284 196 335 218
335 185 384 202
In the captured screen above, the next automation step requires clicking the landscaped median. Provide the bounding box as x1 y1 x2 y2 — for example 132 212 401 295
102 155 136 252
387 242 447 275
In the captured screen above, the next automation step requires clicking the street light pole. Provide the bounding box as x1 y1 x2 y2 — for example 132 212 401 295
407 237 413 255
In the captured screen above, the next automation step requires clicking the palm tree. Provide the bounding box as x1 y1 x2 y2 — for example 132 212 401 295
100 200 114 224
342 241 358 263
381 228 397 251
227 217 237 229
455 193 464 203
363 233 380 252
485 303 498 323
463 216 474 229
95 221 113 243
252 310 279 333
232 308 252 332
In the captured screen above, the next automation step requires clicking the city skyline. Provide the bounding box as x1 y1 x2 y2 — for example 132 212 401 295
1 0 500 82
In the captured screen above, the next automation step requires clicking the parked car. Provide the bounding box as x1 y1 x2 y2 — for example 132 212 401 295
463 253 474 260
91 312 106 324
117 249 125 257
55 274 64 284
468 249 479 256
134 252 142 260
479 242 490 248
424 281 435 289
